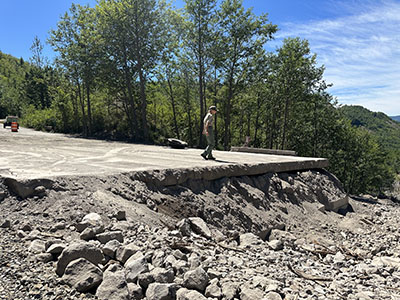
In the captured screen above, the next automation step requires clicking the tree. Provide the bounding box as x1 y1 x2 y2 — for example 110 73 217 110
218 0 277 149
184 0 218 146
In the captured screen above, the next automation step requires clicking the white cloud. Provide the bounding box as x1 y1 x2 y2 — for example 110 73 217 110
274 0 400 115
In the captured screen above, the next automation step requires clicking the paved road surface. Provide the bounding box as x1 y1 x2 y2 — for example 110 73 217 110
0 127 328 180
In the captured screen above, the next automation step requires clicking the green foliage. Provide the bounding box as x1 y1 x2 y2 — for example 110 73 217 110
0 51 30 117
340 105 400 152
21 104 59 131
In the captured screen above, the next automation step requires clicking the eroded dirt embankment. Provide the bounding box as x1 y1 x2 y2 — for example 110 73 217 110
1 169 399 300
1 169 348 236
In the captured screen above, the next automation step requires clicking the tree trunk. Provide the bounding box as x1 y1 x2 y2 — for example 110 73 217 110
138 64 149 142
167 77 180 139
281 97 290 150
124 65 138 140
254 93 261 147
184 70 193 146
224 75 234 150
77 80 87 137
86 82 92 136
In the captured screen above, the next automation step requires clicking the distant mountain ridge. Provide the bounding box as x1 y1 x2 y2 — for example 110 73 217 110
339 105 400 153
390 115 400 122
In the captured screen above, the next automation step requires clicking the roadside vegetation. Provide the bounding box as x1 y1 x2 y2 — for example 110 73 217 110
0 0 398 195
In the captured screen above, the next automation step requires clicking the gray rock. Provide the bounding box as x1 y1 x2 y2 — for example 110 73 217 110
264 291 283 300
116 242 141 263
115 210 126 221
165 254 188 274
176 288 207 300
268 240 284 251
205 279 222 298
152 249 166 267
97 230 124 244
239 232 263 247
62 258 103 292
96 264 129 300
240 287 264 300
269 229 295 243
151 267 175 283
102 239 121 258
188 253 201 269
82 212 102 227
128 283 144 300
221 282 238 300
146 283 176 300
125 252 149 283
372 256 400 268
56 241 104 276
177 219 192 236
138 272 155 290
183 267 209 292
29 240 46 254
188 217 212 239
137 265 174 290
20 223 33 232
80 227 97 241
0 191 6 201
46 243 66 255
0 219 11 228
35 253 53 263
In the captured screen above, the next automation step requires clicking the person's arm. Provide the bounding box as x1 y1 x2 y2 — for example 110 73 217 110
203 115 210 135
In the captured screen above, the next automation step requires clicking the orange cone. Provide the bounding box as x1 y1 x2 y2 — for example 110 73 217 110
11 122 18 132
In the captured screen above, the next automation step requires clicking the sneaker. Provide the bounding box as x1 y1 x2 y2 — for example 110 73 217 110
201 153 208 160
207 156 216 160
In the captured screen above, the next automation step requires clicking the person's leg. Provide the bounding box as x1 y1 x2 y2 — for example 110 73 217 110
206 127 215 158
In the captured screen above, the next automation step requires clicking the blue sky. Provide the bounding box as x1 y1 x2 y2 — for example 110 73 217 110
0 0 399 115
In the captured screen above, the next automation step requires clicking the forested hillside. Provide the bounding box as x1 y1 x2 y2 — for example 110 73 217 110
0 0 397 195
340 105 400 151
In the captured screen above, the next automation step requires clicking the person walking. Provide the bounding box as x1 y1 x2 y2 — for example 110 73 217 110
201 106 218 160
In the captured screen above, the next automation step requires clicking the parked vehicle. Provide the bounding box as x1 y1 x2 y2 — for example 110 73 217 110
3 116 19 129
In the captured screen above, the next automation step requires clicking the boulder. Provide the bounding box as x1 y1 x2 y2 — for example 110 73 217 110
46 243 66 255
56 241 104 276
82 212 102 227
182 267 209 292
264 291 283 300
0 219 11 228
28 240 46 254
221 282 238 300
146 283 176 300
0 191 6 202
152 267 175 283
372 256 400 268
96 231 124 244
35 253 53 263
128 283 144 300
96 264 130 300
62 258 103 292
176 288 207 300
102 240 121 258
239 233 263 247
115 210 126 221
188 217 211 239
125 252 149 283
177 219 192 236
205 279 222 298
80 227 97 241
116 242 141 263
240 287 264 300
268 240 284 251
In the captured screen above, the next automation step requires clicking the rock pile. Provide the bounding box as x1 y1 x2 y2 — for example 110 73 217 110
0 171 400 299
